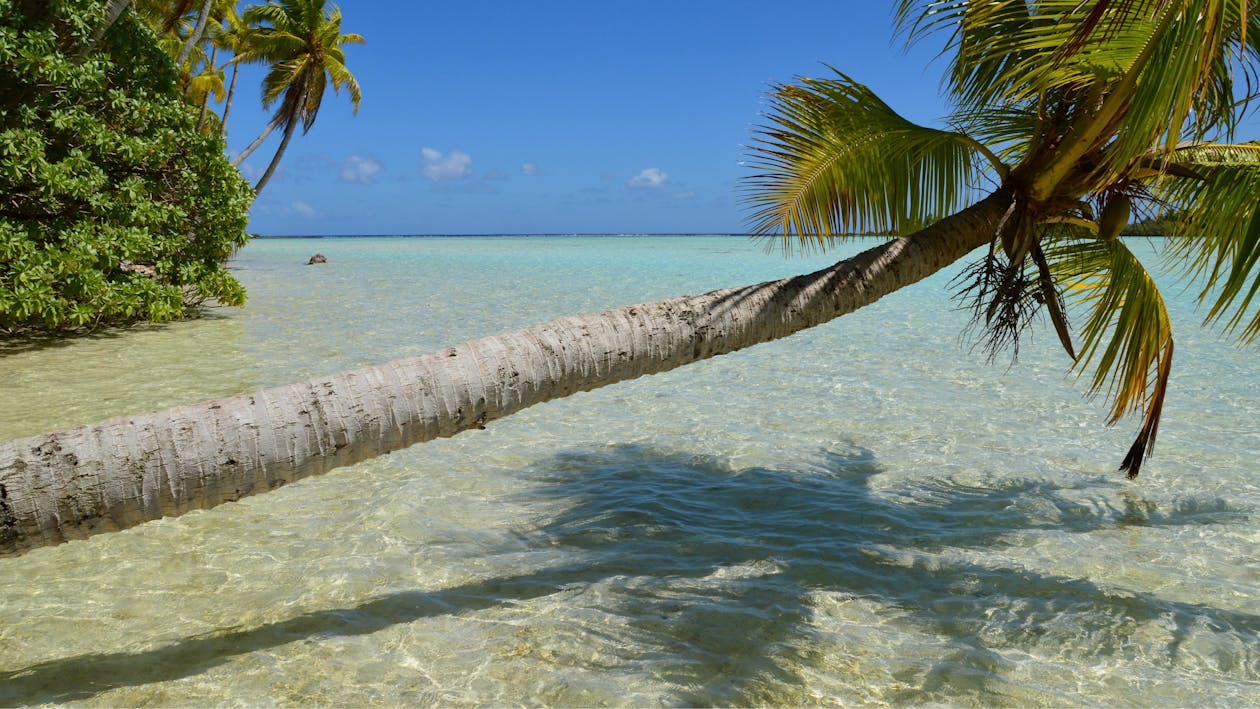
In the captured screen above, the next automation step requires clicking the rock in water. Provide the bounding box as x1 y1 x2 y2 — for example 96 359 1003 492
308 253 327 265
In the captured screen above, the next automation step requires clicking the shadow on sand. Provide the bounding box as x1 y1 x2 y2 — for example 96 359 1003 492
1 443 1254 705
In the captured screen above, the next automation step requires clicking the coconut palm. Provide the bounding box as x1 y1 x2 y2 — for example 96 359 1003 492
2 1 1258 557
747 0 1260 478
174 0 214 67
212 6 249 137
228 0 364 194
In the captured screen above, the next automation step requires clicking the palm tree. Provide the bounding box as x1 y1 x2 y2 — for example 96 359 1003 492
76 0 134 57
746 0 1260 478
1 1 1257 557
228 0 364 194
174 0 214 68
213 6 249 138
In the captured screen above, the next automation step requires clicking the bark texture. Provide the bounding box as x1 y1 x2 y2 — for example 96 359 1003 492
0 192 1007 556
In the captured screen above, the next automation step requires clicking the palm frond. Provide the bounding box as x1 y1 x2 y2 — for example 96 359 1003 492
895 1 1130 109
187 64 226 103
324 57 362 111
743 70 1000 249
899 2 1256 198
1155 142 1260 341
1047 236 1174 477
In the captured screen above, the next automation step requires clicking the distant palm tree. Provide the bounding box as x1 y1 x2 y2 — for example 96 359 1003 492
211 6 249 137
229 0 364 194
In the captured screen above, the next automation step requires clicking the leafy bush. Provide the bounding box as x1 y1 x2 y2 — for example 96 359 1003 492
0 0 252 334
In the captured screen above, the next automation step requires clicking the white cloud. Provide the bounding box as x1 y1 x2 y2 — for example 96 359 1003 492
290 200 317 218
237 161 264 182
521 162 538 176
340 154 382 184
421 147 473 181
628 167 668 189
673 191 696 200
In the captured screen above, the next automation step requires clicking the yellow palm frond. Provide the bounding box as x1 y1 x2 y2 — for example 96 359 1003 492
743 70 1003 250
1047 237 1174 477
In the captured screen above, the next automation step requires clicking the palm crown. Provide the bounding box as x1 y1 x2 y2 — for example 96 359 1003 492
745 0 1260 477
236 0 363 135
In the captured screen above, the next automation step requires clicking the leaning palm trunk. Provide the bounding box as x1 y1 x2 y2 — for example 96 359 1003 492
230 115 282 167
0 191 1008 557
252 116 298 194
220 62 239 138
174 0 214 68
75 0 132 58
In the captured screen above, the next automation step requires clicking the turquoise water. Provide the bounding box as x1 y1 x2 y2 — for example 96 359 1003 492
0 236 1257 706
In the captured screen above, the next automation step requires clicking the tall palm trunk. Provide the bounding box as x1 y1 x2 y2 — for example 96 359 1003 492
220 62 239 138
0 191 1010 557
252 115 298 194
174 0 214 68
76 0 131 58
231 115 281 166
196 45 218 133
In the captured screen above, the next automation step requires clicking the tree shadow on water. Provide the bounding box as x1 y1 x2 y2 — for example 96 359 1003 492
0 443 1255 706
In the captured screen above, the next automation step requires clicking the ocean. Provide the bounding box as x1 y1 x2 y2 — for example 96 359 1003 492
0 235 1256 705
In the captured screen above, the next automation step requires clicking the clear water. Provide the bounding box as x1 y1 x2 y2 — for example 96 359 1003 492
0 236 1257 706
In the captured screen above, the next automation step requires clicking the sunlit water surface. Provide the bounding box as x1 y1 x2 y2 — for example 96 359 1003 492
1 236 1257 706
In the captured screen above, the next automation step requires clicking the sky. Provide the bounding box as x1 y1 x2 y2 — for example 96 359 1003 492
223 3 1260 236
222 2 964 236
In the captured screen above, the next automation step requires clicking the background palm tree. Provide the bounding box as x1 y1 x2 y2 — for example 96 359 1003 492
212 6 249 137
228 0 364 193
2 1 1257 556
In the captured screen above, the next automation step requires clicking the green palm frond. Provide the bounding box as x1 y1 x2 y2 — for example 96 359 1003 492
951 102 1041 165
1048 2 1259 190
1047 236 1174 477
898 2 1257 197
896 0 1093 110
238 0 363 132
1064 1 1260 134
260 57 304 107
324 56 362 111
1155 142 1260 340
743 70 1003 248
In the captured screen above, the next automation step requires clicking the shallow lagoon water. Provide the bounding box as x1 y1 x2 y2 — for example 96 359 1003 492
0 235 1257 706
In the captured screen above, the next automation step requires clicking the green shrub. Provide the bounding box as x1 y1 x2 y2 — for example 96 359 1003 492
0 0 252 334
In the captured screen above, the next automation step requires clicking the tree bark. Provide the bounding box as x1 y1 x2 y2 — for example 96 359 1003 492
230 115 281 167
0 191 1009 557
175 0 214 69
220 62 239 138
252 115 298 194
196 46 218 133
75 0 131 58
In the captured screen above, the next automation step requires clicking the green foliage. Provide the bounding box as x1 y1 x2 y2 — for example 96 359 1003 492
746 1 1260 477
1121 213 1182 236
0 0 252 334
744 70 999 245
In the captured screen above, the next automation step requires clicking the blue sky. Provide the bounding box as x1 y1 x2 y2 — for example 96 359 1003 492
224 3 1260 236
224 2 959 235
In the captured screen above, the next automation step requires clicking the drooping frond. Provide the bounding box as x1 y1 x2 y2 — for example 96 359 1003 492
1155 142 1260 341
743 70 1002 249
187 63 226 103
1048 236 1175 477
